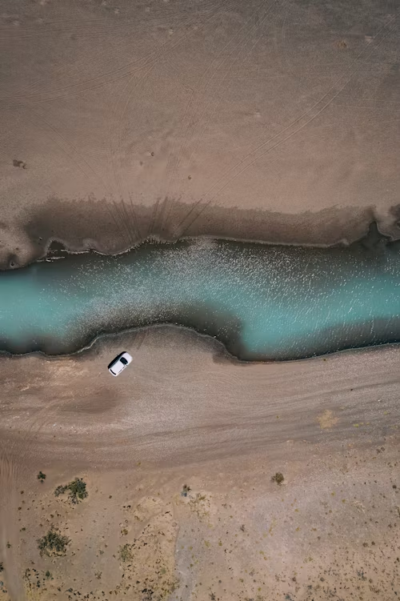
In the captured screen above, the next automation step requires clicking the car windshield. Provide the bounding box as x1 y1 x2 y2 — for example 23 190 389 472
120 357 128 365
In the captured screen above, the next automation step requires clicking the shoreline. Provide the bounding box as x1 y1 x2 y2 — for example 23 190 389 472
0 197 397 270
3 213 395 272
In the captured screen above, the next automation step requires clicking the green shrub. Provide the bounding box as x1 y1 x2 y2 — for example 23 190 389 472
181 484 191 497
272 472 284 485
55 478 88 504
37 471 46 482
118 543 133 563
37 527 70 557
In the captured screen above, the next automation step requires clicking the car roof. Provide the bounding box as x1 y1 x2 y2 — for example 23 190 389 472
108 352 132 372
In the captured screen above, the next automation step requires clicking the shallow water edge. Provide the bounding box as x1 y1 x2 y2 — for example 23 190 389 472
8 197 400 271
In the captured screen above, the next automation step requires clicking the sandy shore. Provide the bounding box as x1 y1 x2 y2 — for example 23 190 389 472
1 327 400 467
0 0 400 266
0 328 399 599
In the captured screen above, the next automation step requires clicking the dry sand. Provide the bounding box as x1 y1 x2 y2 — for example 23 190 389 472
0 0 400 265
1 0 400 599
0 329 400 599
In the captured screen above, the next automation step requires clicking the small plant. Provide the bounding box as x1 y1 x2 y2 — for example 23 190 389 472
37 526 70 557
55 478 88 504
37 471 46 482
12 159 27 169
181 484 191 497
45 570 52 580
0 563 3 573
272 472 284 485
6 543 11 549
118 543 133 563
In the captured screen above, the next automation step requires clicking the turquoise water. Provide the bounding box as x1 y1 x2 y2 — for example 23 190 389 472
1 232 400 360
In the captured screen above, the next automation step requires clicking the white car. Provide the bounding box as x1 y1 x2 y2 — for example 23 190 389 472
108 352 133 376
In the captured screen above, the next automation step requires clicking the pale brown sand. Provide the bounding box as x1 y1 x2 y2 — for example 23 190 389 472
0 329 399 599
0 0 400 265
1 1 400 598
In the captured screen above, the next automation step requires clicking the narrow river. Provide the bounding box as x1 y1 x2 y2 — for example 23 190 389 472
1 227 400 360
